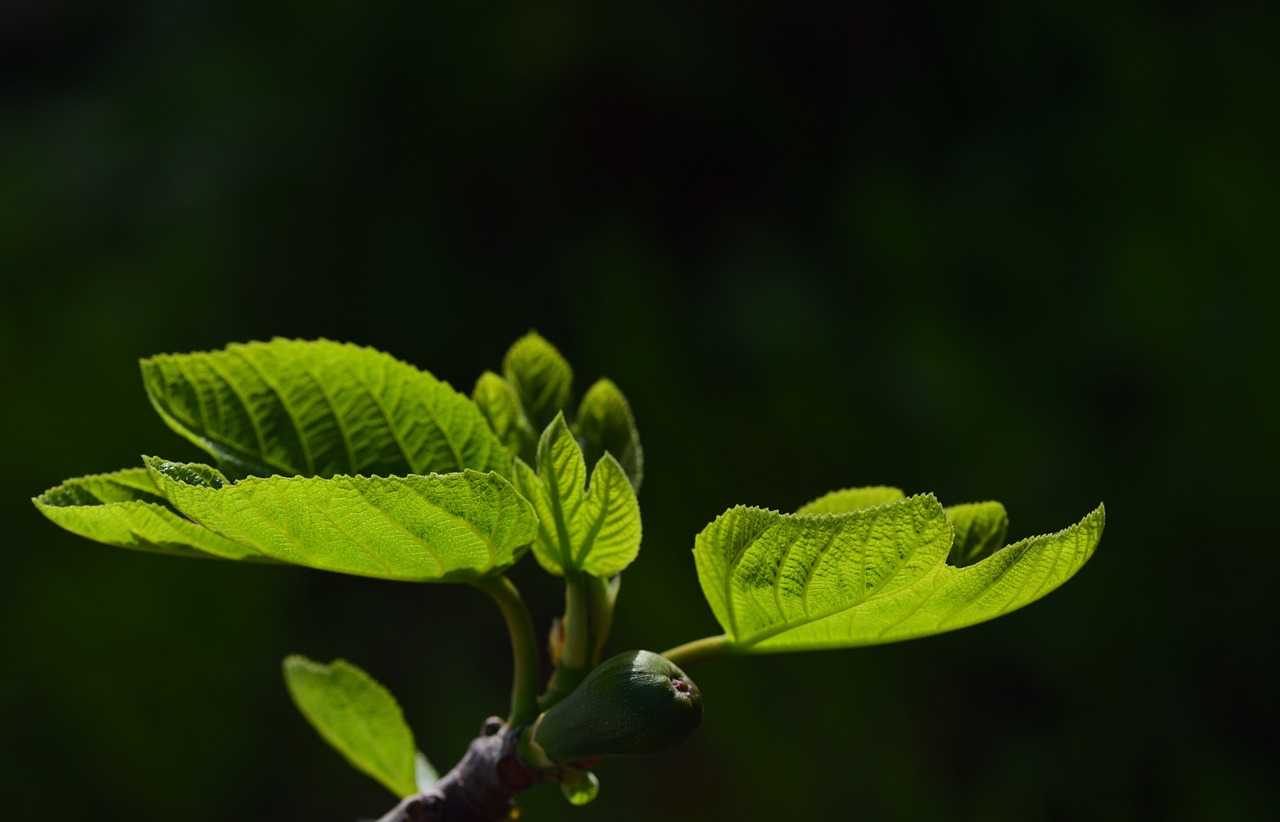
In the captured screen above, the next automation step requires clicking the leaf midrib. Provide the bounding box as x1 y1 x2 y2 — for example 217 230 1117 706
540 436 578 571
573 459 618 567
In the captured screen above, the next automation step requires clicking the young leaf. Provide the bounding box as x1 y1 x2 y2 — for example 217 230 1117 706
32 467 260 560
145 457 537 582
140 339 510 479
282 656 417 798
795 486 904 515
472 370 536 461
576 379 643 491
502 332 573 432
694 496 951 647
510 414 641 577
946 501 1009 566
694 497 1104 652
414 752 439 791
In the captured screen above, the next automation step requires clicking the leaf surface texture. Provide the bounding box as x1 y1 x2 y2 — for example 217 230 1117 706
146 458 536 581
141 339 509 479
576 378 643 491
946 501 1009 566
796 486 904 515
502 332 573 432
472 370 536 460
695 495 1103 651
33 468 259 560
511 415 641 576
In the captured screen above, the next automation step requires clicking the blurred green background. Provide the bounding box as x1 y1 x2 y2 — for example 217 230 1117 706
3 3 1276 820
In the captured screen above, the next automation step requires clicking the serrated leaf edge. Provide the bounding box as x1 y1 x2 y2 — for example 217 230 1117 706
795 485 906 515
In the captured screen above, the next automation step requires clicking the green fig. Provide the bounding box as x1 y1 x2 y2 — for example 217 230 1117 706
531 650 702 762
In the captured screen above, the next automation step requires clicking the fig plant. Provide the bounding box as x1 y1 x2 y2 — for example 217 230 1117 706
33 334 1105 821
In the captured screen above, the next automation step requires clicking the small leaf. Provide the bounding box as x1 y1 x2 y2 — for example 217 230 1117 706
146 457 537 582
946 501 1009 566
283 656 417 798
795 486 904 515
694 497 1104 652
414 752 439 791
32 467 260 560
576 379 643 491
502 332 573 432
512 415 641 577
472 371 536 461
141 339 510 479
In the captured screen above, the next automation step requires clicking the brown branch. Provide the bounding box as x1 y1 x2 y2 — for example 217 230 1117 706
371 718 543 822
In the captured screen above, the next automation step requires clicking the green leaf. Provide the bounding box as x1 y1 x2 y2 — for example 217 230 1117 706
795 486 904 515
502 332 573 432
694 497 1104 651
414 752 439 791
32 467 261 560
140 338 510 479
511 415 641 577
758 504 1106 650
694 495 950 647
282 656 417 798
145 457 537 582
472 371 536 461
946 501 1009 566
576 379 643 491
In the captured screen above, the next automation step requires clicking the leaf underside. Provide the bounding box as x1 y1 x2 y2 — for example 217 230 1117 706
694 494 1104 651
145 457 537 581
576 378 644 491
472 370 536 459
141 338 510 479
796 486 905 515
512 414 641 577
283 656 417 798
945 501 1010 566
502 332 573 433
32 468 262 560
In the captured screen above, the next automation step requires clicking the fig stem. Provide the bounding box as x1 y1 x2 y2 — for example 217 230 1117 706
560 572 592 670
474 575 541 727
661 635 730 668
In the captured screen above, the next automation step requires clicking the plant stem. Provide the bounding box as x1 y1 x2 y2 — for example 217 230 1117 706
586 574 619 665
560 572 592 669
375 721 540 822
661 634 730 668
538 573 593 710
474 575 541 728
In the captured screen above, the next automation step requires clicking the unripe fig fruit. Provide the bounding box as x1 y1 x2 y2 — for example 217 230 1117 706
531 650 702 762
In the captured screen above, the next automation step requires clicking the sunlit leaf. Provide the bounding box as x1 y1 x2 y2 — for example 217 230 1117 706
472 370 536 461
694 495 1103 651
795 486 904 515
945 501 1009 566
283 656 417 797
502 332 573 432
576 378 643 491
32 467 260 560
141 338 509 479
145 457 536 582
511 414 641 577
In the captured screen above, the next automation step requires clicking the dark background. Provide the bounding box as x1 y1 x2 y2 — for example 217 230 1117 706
3 3 1276 820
